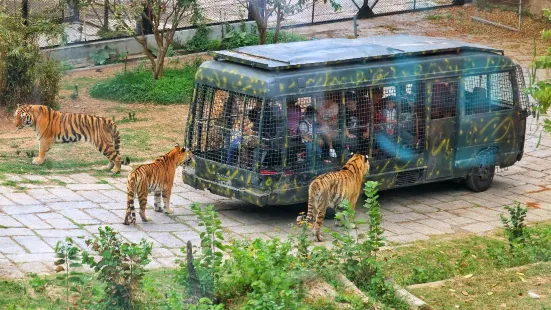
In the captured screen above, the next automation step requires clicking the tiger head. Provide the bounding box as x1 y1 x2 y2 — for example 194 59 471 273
170 143 194 167
346 153 370 176
13 105 34 129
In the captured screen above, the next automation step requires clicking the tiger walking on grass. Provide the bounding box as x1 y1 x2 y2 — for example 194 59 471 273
298 154 370 242
13 104 129 173
123 144 193 225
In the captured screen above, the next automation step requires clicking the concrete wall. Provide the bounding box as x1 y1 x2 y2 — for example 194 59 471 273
43 21 255 64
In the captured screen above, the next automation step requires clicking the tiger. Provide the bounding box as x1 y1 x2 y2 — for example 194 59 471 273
13 104 129 173
298 154 370 242
123 143 193 225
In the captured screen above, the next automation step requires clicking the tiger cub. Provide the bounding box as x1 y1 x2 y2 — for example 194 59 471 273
298 154 370 242
123 144 193 225
13 104 129 173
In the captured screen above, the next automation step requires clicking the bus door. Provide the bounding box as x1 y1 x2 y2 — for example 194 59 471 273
426 80 459 180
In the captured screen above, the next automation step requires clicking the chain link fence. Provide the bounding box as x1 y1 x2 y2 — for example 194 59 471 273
1 0 462 48
472 0 523 31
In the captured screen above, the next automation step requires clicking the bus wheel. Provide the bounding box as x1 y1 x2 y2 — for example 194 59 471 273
466 164 495 192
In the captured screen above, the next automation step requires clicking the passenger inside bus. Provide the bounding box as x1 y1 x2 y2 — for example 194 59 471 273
317 92 340 158
344 90 370 154
299 106 323 161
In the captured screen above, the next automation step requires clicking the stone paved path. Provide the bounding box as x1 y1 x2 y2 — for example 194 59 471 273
1 116 551 278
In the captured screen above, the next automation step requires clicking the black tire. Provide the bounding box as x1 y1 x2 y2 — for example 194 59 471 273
325 207 336 220
466 164 495 192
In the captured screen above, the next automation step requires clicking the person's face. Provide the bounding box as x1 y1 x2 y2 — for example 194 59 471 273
347 99 357 111
387 100 396 109
372 90 383 103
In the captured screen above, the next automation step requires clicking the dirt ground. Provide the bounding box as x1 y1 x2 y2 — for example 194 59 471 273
0 5 548 173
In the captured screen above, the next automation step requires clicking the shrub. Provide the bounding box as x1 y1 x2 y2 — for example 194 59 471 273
0 14 63 108
35 57 63 107
89 60 201 104
82 226 153 309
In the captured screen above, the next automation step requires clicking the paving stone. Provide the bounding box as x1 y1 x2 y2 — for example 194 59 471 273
59 209 100 225
48 188 86 201
98 190 126 202
42 217 79 229
0 237 26 253
0 259 24 278
450 209 497 222
84 224 136 234
0 186 15 194
140 223 193 232
75 190 114 203
149 232 187 248
45 201 99 210
0 215 23 228
386 233 429 244
0 194 15 206
34 229 89 239
13 236 53 253
401 222 449 235
6 253 57 263
152 247 176 258
441 216 479 226
99 202 126 210
68 184 114 191
3 193 40 205
37 213 63 220
155 256 179 267
0 228 34 236
1 205 50 215
405 203 439 213
461 222 496 233
17 262 52 275
68 173 98 184
12 214 52 229
169 194 194 207
172 231 201 243
436 200 473 211
118 231 161 247
85 209 123 224
47 176 77 184
25 189 62 202
384 212 428 223
228 224 279 234
461 196 500 208
380 222 416 234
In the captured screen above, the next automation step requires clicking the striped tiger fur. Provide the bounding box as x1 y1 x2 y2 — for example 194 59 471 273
13 105 129 173
298 154 370 242
123 144 193 225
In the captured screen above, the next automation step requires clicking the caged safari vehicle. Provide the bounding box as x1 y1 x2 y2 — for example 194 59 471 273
182 35 531 207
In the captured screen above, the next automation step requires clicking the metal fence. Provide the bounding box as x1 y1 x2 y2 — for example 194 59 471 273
471 0 523 31
1 0 463 48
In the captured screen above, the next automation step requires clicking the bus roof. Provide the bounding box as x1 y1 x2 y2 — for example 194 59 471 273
210 35 503 71
211 35 503 71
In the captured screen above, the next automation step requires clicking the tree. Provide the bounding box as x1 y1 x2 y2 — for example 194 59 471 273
528 9 551 133
108 0 198 79
240 0 341 45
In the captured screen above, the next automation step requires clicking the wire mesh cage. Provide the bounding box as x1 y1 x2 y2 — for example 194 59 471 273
463 71 515 115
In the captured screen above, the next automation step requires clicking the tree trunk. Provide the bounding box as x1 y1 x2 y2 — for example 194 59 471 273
103 0 109 29
273 6 283 44
258 24 267 45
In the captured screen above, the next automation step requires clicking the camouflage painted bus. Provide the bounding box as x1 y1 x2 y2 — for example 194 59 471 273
183 35 531 207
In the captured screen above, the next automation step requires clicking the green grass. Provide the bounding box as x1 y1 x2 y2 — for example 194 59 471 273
382 224 551 286
89 63 199 105
62 77 96 91
410 262 551 309
0 269 185 310
426 14 443 20
0 155 108 176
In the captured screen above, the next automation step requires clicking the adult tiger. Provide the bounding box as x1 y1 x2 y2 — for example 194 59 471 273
297 154 370 242
123 144 193 225
13 104 129 173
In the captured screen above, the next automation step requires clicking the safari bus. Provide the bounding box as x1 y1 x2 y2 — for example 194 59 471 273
182 35 531 207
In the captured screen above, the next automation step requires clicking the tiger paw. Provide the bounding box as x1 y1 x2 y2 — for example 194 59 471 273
32 157 44 165
154 208 163 213
111 168 121 174
164 207 174 214
123 217 136 225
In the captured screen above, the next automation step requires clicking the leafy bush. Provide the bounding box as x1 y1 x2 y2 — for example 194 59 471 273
82 226 153 309
35 57 63 107
89 46 117 66
0 14 63 108
89 60 201 104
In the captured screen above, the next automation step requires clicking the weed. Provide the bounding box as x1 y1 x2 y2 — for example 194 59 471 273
88 46 117 66
426 14 443 21
28 274 48 293
82 226 153 309
1 180 25 190
55 237 87 308
50 179 67 186
500 201 528 247
97 179 109 184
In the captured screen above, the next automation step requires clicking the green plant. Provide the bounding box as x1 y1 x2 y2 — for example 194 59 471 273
500 201 528 248
35 57 62 107
426 14 443 20
54 237 86 309
89 61 200 104
89 46 117 66
82 226 153 309
28 274 48 293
